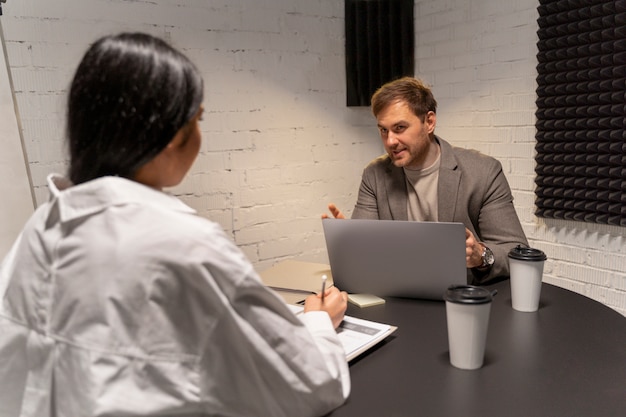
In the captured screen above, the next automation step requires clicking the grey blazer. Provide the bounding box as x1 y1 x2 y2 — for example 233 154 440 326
351 136 528 285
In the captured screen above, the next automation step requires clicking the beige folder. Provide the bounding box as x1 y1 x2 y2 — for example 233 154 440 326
259 260 334 304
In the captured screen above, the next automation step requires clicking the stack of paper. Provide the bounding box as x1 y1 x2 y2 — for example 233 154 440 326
287 304 397 361
260 260 397 361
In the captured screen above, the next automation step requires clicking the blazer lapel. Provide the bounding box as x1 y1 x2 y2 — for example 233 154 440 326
437 137 461 222
384 159 408 220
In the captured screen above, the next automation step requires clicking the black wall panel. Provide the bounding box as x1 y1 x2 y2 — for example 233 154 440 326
345 0 414 106
535 0 626 226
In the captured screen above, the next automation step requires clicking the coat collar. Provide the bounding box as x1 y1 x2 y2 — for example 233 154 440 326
45 174 195 224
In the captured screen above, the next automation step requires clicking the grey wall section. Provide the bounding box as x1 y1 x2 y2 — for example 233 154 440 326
0 20 34 258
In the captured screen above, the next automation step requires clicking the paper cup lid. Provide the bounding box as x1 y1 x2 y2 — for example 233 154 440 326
508 245 547 261
444 285 493 304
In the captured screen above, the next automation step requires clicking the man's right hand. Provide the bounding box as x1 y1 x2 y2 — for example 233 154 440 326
321 203 346 219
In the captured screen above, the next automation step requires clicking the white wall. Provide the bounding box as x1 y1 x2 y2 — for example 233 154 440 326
0 0 624 316
0 19 34 257
0 0 381 269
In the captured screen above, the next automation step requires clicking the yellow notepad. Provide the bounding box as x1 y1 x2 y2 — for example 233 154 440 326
348 293 386 308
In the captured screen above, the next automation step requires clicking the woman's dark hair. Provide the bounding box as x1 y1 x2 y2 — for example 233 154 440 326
67 32 204 184
371 77 437 122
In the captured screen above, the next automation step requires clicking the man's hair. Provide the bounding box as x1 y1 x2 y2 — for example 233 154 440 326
371 77 437 121
67 32 204 184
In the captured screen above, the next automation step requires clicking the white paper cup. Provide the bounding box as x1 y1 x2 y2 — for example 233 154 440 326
508 246 548 312
444 285 493 370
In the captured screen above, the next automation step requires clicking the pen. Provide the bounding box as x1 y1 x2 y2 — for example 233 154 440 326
321 275 327 303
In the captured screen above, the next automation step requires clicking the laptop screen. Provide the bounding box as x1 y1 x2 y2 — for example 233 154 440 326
322 218 467 300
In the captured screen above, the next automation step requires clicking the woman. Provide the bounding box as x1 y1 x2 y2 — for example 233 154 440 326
0 32 349 417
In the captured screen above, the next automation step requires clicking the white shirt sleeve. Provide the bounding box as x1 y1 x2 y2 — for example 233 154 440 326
299 311 351 399
181 225 351 417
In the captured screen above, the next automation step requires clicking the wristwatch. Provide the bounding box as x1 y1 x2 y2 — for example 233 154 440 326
479 243 494 269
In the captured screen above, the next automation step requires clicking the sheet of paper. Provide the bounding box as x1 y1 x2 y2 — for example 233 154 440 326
287 304 397 361
337 315 394 360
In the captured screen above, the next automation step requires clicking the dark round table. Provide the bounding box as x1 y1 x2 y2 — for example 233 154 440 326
328 281 626 417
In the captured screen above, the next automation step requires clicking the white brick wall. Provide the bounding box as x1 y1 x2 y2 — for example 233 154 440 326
1 0 380 274
1 0 624 316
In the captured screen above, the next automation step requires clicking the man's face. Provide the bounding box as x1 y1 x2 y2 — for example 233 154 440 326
376 100 436 169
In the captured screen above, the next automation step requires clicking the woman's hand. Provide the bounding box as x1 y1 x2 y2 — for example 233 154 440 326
304 286 348 328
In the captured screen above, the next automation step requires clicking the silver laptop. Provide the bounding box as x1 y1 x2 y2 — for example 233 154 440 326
322 218 467 300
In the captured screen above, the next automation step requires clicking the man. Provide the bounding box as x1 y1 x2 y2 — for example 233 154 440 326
325 77 527 285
